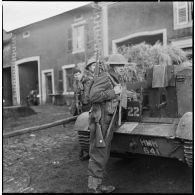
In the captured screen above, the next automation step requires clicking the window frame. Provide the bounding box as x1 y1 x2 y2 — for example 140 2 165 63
62 64 75 95
72 20 86 54
173 2 193 30
74 14 83 22
23 31 30 38
171 38 192 59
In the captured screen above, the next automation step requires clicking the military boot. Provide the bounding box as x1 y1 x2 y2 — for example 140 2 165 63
87 176 102 193
87 176 116 193
97 185 116 193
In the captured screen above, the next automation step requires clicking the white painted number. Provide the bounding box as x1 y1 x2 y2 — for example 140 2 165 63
128 106 140 117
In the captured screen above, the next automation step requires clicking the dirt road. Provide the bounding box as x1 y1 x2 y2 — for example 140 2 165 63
3 105 193 193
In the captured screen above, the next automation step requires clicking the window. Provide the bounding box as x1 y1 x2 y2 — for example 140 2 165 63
72 20 86 53
62 64 75 94
67 28 72 52
66 68 74 92
74 14 83 22
183 47 192 61
171 38 192 61
173 2 193 30
23 31 30 38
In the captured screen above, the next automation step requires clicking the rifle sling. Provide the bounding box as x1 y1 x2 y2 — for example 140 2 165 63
105 106 118 141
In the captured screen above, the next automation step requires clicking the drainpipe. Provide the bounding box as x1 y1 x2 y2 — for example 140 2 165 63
11 33 18 106
91 2 103 59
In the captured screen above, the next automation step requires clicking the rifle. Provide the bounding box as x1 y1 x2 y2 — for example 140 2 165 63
75 80 82 115
94 49 100 77
92 49 107 148
75 92 82 115
105 106 118 142
93 104 106 148
118 92 122 126
106 72 122 126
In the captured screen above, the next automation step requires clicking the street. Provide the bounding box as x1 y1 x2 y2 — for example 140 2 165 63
3 105 192 193
3 1 193 193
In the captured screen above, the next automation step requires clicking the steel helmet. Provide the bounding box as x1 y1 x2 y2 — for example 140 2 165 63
86 57 96 69
106 53 128 65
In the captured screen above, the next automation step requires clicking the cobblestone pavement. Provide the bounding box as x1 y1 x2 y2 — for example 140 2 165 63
3 123 89 193
3 105 193 193
3 105 88 193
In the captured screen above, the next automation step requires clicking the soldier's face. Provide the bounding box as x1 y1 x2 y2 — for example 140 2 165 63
113 65 125 76
74 72 82 81
88 63 96 73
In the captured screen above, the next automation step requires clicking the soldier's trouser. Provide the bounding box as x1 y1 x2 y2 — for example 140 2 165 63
88 114 114 179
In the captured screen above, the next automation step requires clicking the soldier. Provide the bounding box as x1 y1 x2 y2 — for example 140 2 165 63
70 68 83 116
78 57 96 160
87 53 133 193
82 56 96 111
70 57 96 116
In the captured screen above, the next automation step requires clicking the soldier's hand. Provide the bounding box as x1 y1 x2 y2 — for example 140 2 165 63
114 85 122 95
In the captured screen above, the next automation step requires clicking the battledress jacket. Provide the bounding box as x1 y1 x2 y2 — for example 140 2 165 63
70 73 93 115
89 69 120 139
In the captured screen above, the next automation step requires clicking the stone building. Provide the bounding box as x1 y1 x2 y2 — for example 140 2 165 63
3 3 101 106
3 2 193 106
100 2 193 57
3 30 13 106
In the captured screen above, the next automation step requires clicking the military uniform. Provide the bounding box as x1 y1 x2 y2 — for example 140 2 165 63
80 72 94 112
73 58 96 160
88 69 120 178
87 53 132 193
70 72 93 116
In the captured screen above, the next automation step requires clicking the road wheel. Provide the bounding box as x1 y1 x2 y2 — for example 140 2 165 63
184 140 193 167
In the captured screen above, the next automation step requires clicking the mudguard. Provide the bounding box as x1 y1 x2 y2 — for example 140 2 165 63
74 111 89 131
176 112 192 140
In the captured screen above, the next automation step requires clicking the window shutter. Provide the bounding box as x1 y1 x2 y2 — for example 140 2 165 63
67 28 72 52
85 21 93 50
58 70 63 93
177 2 188 24
189 2 193 22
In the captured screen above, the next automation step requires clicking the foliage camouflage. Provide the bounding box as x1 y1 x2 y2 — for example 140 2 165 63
117 42 189 82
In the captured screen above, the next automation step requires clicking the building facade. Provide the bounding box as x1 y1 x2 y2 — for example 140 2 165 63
100 2 193 57
3 30 13 106
4 3 101 106
3 2 193 106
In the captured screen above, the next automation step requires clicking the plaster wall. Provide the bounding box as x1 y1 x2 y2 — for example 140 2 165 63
107 2 192 53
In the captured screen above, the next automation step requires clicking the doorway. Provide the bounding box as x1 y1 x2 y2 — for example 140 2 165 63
3 67 13 106
15 56 41 105
45 72 53 103
42 69 55 104
18 61 38 105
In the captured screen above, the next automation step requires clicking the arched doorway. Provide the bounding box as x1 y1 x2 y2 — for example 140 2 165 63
15 56 41 105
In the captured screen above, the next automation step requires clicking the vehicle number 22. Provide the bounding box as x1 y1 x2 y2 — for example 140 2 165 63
128 106 140 117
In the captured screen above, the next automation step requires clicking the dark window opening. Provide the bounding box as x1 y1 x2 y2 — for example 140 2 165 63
117 34 163 48
66 68 74 92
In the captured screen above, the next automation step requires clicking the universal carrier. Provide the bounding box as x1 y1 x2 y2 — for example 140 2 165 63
74 63 192 167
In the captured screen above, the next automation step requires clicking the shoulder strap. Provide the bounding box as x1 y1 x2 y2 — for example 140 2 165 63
105 72 118 87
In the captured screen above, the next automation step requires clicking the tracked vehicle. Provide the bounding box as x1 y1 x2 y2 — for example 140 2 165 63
74 63 193 167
